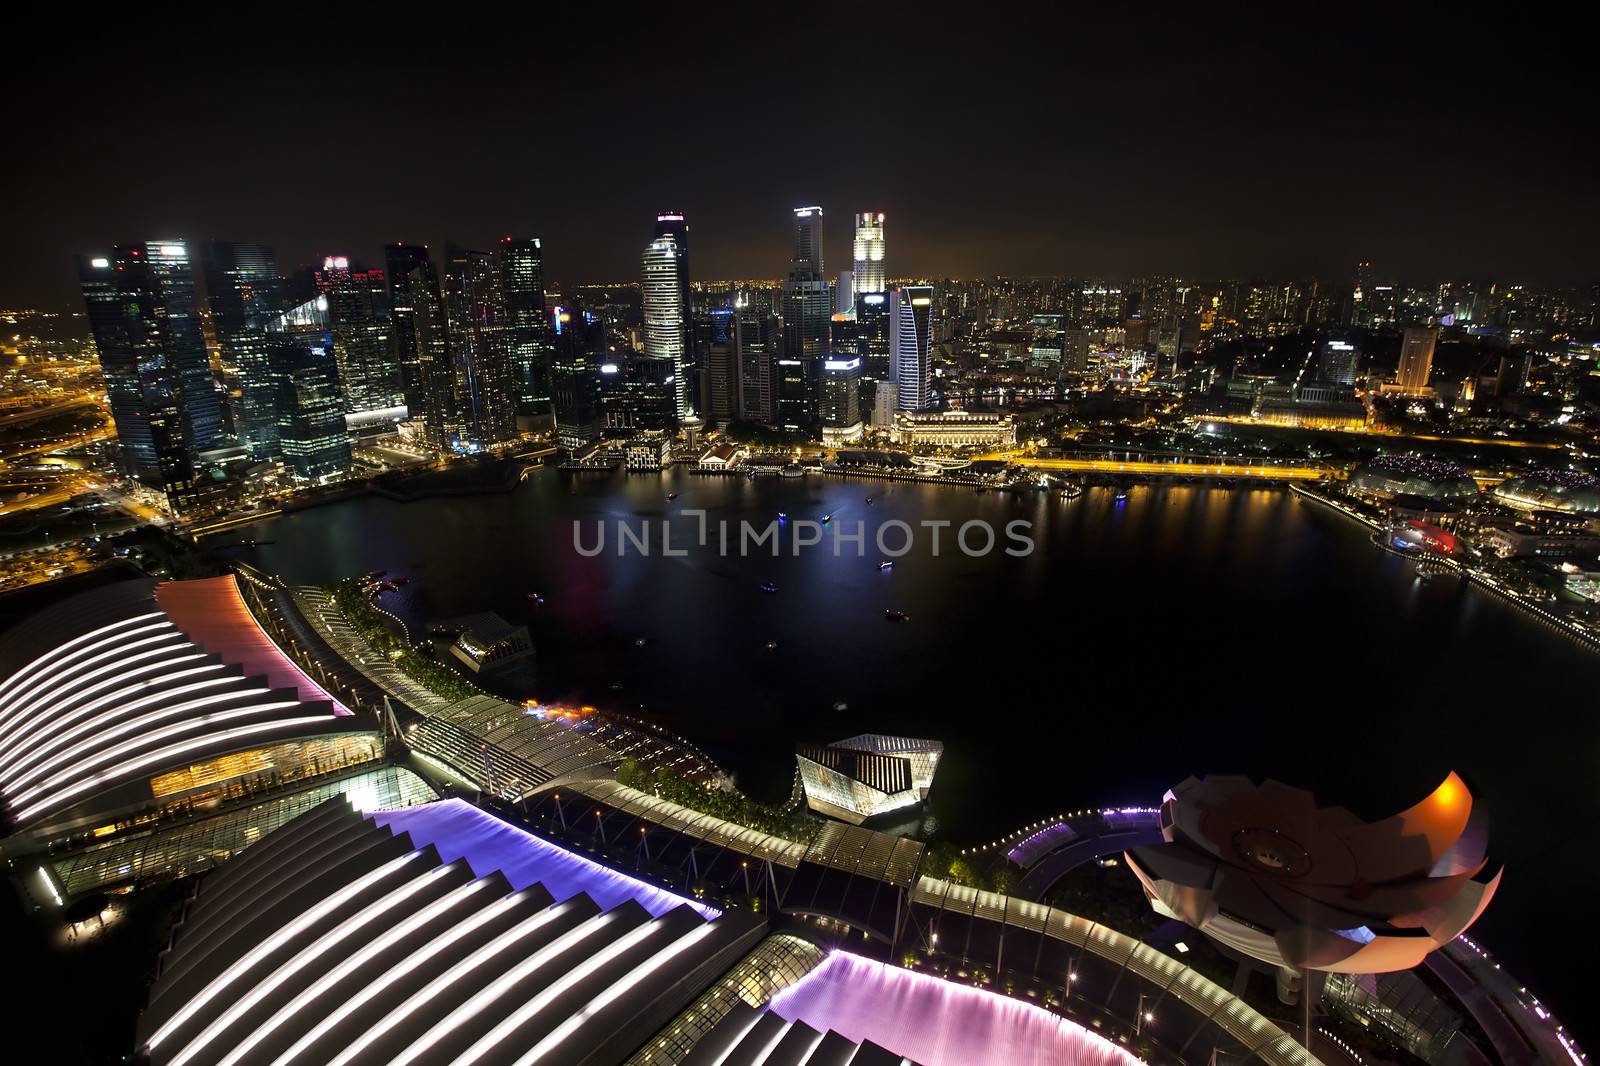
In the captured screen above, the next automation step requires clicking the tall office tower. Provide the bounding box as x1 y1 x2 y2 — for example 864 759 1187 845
317 257 403 426
1063 327 1092 373
1350 260 1373 326
442 246 518 449
201 241 283 460
653 212 692 360
1319 339 1359 385
263 296 351 481
1396 326 1437 394
497 237 550 420
385 243 450 440
820 354 862 439
550 304 605 450
792 206 824 274
704 307 739 429
641 229 690 419
736 307 778 425
855 291 890 377
602 355 678 433
77 241 223 506
853 212 886 296
836 270 856 316
781 206 831 430
890 285 934 411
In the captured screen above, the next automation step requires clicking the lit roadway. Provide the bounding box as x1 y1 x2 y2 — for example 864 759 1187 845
1196 414 1567 451
977 450 1333 481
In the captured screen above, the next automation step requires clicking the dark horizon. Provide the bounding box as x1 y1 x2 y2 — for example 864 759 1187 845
4 12 1597 308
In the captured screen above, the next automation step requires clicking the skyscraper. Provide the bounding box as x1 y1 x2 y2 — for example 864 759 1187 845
836 270 855 316
1319 339 1359 385
202 242 283 460
705 307 739 429
442 246 518 449
77 240 224 506
384 242 450 440
890 285 934 411
551 304 605 451
792 206 824 275
318 257 404 425
853 212 886 296
497 237 550 420
736 306 778 426
1396 326 1437 394
264 295 351 481
781 205 830 430
641 230 690 419
856 291 890 378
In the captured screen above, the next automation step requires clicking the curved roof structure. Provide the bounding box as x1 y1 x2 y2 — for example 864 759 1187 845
136 796 763 1066
1490 469 1600 514
1126 773 1501 974
0 576 359 838
762 950 1145 1066
1349 455 1478 501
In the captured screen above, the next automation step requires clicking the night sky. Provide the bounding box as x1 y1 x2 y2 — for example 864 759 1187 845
4 13 1596 308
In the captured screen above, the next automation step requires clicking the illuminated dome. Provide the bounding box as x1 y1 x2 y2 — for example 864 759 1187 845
1490 468 1600 514
1125 773 1500 976
1349 455 1478 501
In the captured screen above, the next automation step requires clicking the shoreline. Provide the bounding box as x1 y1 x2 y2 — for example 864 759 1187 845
1291 483 1600 654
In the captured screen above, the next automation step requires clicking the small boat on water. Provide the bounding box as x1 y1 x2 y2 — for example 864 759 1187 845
666 491 679 501
777 511 788 521
1059 484 1082 500
760 582 778 593
1114 486 1130 502
878 560 893 572
780 464 804 478
634 637 647 647
822 512 834 524
528 592 546 606
884 609 910 623
865 496 874 504
765 640 779 651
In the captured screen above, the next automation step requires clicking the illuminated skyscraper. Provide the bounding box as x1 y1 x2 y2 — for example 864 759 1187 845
497 237 550 419
781 205 830 429
442 246 518 449
856 290 890 378
264 295 352 481
317 257 404 426
853 212 886 296
641 230 690 419
736 306 778 425
1396 326 1437 394
202 241 283 459
836 270 855 316
384 243 451 446
890 285 934 411
76 240 223 506
551 303 605 450
792 206 824 275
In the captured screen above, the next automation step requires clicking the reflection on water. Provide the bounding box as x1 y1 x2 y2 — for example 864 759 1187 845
235 467 1600 1001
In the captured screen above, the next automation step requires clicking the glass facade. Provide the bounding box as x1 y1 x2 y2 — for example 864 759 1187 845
641 234 689 419
318 257 404 420
498 237 550 417
49 764 436 897
202 241 284 459
852 211 886 296
443 246 518 448
385 243 450 433
266 312 352 481
76 240 225 506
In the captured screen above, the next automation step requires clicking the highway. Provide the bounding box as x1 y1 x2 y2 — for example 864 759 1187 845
978 450 1333 481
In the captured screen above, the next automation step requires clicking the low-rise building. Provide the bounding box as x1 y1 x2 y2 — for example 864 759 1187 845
893 410 1016 450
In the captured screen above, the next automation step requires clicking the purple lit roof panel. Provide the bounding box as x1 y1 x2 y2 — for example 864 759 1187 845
369 798 718 918
769 952 1146 1066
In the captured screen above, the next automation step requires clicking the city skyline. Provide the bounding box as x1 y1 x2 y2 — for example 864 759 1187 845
5 15 1598 308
